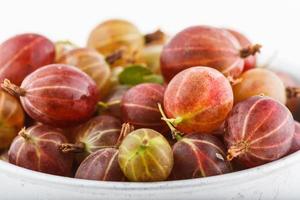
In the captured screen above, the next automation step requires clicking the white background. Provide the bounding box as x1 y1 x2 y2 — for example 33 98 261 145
0 0 299 67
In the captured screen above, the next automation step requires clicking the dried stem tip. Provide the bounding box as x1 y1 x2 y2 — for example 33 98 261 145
59 142 85 153
105 49 124 65
144 29 166 44
240 44 262 58
18 127 31 141
117 123 135 146
227 141 248 161
1 79 26 97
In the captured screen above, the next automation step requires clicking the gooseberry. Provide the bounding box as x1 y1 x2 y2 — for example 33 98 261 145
163 67 233 134
121 83 167 132
1 64 99 127
225 96 294 168
8 124 73 176
118 128 173 182
58 48 112 97
87 19 144 67
75 148 126 181
160 26 261 82
0 33 55 86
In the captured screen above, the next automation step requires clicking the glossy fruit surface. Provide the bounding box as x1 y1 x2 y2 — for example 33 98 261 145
289 121 300 153
121 83 167 132
226 29 256 71
75 148 125 181
87 19 144 67
8 124 73 176
171 134 231 180
225 96 294 168
163 67 233 134
60 115 122 160
233 68 286 104
160 26 260 82
99 85 129 118
58 48 112 97
118 128 173 182
0 91 25 149
0 33 55 85
1 64 99 127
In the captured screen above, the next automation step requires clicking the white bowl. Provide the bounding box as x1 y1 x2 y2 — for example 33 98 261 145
0 58 299 200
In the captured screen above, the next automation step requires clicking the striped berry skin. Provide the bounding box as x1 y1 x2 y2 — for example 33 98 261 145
58 48 112 98
7 64 99 128
0 33 55 86
121 83 167 132
8 124 73 176
225 96 295 168
0 91 25 149
75 148 125 181
160 26 245 82
61 115 122 162
289 121 300 154
226 29 256 72
163 67 233 134
171 134 232 180
87 19 144 67
118 128 173 182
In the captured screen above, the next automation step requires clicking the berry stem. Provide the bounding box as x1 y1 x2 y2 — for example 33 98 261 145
1 79 26 97
98 100 121 109
286 87 300 99
105 49 124 65
59 142 85 153
144 29 166 45
117 123 135 147
240 44 262 58
227 141 248 161
157 103 183 141
18 127 31 141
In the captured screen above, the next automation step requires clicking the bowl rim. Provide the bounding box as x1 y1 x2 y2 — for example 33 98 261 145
1 150 299 190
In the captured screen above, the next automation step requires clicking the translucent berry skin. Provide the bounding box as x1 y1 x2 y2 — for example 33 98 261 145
0 91 24 149
87 19 144 67
58 48 112 98
75 148 125 181
19 64 99 127
8 124 73 176
171 134 231 180
164 67 233 134
121 83 167 132
102 86 129 118
289 121 300 153
160 26 243 82
118 128 173 182
226 29 256 71
74 115 122 159
225 96 294 168
0 34 55 86
233 68 287 104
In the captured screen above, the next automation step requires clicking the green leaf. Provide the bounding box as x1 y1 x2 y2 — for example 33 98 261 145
119 65 163 86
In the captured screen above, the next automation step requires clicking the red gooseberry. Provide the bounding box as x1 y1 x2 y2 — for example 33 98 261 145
225 96 295 168
1 64 99 128
8 124 73 176
163 67 233 134
75 148 126 181
0 33 55 86
121 83 168 132
160 26 261 82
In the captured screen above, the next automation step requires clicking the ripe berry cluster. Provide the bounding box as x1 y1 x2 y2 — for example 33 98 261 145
0 19 300 182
